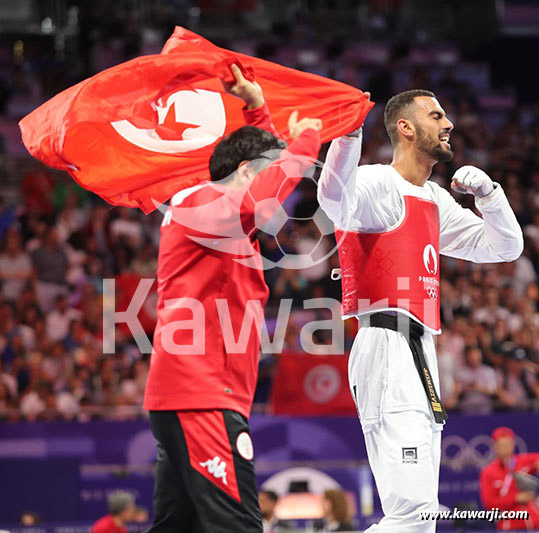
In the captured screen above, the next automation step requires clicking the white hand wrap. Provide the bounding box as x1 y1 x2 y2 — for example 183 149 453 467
451 166 495 198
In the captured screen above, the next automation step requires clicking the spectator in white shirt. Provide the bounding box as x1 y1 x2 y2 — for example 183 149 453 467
55 193 88 244
0 230 33 303
20 385 47 421
496 350 537 410
109 207 143 250
457 345 498 413
0 359 18 401
473 287 511 327
45 294 82 342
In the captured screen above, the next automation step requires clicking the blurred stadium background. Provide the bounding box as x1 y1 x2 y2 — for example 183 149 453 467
0 0 538 531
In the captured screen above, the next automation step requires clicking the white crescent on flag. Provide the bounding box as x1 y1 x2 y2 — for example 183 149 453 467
111 89 226 154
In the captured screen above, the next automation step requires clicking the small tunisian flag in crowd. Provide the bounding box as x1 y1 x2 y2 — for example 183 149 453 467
20 27 373 213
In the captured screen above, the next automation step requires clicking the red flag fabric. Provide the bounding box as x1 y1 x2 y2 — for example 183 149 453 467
19 27 374 213
270 353 357 415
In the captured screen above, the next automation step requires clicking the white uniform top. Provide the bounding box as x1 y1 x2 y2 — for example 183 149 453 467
318 135 524 264
317 135 524 423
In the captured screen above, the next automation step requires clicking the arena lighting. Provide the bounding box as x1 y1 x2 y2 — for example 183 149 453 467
274 493 324 520
274 492 357 520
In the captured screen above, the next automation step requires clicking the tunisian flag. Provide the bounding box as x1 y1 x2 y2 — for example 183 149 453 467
20 27 373 213
270 353 357 415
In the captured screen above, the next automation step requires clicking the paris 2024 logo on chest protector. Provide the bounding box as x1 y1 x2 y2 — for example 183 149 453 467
423 244 438 275
422 244 439 300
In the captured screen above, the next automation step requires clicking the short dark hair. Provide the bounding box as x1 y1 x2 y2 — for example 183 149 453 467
259 490 278 503
108 490 135 516
384 89 436 146
464 344 482 359
209 126 286 182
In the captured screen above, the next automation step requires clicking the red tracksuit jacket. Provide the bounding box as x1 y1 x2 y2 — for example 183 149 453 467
480 453 539 530
144 105 321 418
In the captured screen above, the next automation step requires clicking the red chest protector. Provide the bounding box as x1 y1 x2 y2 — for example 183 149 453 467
335 195 441 332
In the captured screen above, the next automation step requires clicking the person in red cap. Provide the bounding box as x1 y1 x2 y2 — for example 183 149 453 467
480 427 539 530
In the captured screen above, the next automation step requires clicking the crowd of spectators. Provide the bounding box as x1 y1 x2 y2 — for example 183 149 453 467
1 95 537 420
0 3 538 421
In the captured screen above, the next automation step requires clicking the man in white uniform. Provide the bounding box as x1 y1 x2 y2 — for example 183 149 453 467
318 89 523 532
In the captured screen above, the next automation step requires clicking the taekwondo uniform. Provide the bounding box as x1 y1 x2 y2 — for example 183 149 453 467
318 132 524 532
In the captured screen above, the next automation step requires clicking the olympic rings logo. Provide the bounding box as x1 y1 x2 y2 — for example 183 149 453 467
426 287 438 300
441 434 528 471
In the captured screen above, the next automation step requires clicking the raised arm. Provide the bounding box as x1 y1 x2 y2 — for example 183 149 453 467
438 166 524 262
318 92 382 230
240 112 321 231
317 129 364 230
243 104 279 137
223 63 322 211
224 63 279 137
167 64 322 240
168 112 321 243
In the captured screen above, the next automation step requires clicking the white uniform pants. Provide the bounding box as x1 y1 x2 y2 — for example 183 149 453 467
349 324 444 533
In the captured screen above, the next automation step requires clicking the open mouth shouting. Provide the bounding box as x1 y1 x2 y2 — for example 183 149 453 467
439 132 451 150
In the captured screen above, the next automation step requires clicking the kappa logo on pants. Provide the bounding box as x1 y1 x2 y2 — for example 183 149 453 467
402 447 418 464
178 411 241 501
200 456 228 485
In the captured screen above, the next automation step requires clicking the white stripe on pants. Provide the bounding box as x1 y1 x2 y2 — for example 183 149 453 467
349 324 444 532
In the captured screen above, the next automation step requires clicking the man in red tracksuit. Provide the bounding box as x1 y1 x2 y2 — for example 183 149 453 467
480 426 539 530
143 65 322 532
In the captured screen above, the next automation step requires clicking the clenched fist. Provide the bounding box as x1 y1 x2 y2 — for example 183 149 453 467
451 166 495 198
